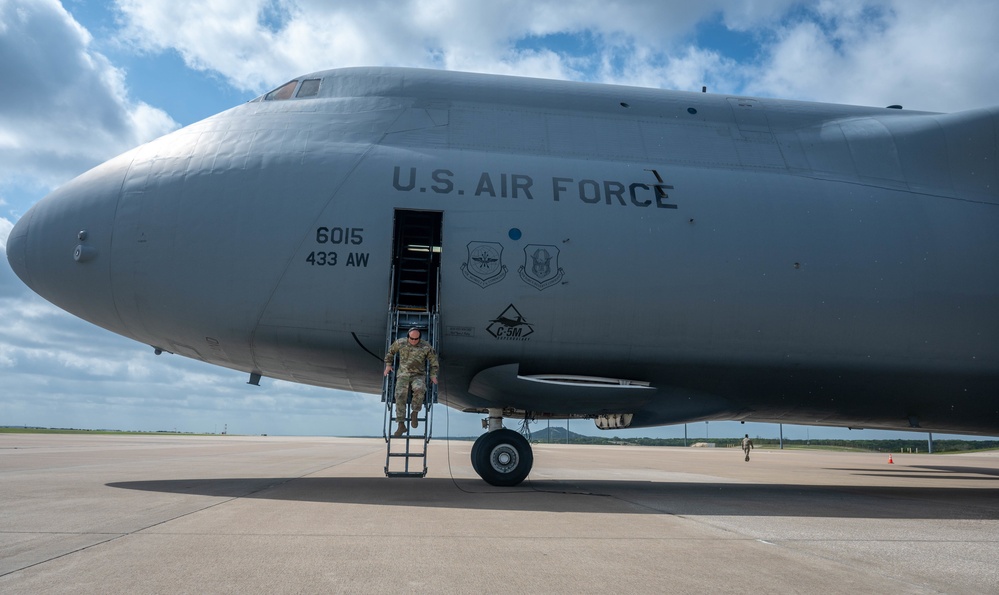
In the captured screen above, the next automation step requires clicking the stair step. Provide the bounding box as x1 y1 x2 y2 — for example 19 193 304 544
385 471 427 478
383 309 439 479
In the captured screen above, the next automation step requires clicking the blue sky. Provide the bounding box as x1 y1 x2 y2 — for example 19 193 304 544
1 0 997 440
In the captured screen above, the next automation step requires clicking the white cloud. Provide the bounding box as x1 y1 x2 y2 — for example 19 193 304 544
0 216 12 252
0 286 387 434
0 0 178 191
111 0 999 113
114 0 732 90
746 1 999 111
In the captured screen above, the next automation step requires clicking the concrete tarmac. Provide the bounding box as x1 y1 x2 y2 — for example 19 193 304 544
1 433 998 594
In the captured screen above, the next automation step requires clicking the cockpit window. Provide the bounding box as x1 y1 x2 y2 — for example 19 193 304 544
261 78 323 101
296 78 321 98
264 80 298 101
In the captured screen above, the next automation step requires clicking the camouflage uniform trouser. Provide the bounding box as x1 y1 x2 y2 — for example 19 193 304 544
394 374 426 419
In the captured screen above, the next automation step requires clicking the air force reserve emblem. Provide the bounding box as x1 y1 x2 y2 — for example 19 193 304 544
461 241 507 288
519 244 565 290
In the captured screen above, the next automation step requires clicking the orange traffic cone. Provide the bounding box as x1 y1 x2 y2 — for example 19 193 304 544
888 454 894 464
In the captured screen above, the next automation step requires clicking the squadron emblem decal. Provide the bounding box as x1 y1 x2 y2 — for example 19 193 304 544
518 244 564 290
461 241 507 288
487 304 534 340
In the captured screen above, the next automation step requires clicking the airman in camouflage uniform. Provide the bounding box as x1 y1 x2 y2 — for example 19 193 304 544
384 328 439 436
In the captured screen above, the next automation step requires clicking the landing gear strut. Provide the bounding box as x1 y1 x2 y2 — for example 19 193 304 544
470 410 533 486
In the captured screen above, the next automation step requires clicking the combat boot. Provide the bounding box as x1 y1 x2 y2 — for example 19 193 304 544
393 421 407 437
411 409 419 429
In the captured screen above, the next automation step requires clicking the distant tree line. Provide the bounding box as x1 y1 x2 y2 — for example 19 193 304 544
523 427 998 453
594 437 999 452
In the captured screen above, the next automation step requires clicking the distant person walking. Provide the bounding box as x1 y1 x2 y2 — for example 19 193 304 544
384 328 439 437
742 434 754 461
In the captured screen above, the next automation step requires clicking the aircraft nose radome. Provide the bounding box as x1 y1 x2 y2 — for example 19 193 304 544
6 208 31 288
15 155 131 334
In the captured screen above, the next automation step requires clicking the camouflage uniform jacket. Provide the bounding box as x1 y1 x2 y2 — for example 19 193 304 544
385 338 440 377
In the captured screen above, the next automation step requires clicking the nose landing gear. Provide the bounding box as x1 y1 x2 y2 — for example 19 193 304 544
470 427 533 486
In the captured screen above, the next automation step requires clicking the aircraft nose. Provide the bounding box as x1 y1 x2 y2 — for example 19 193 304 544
10 153 132 333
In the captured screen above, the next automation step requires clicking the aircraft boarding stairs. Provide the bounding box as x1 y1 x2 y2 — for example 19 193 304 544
383 210 441 477
382 310 439 477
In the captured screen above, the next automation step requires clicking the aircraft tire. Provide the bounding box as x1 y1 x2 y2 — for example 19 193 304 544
473 428 533 486
470 433 487 477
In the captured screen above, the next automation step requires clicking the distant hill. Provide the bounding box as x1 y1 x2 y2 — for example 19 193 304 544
520 425 586 443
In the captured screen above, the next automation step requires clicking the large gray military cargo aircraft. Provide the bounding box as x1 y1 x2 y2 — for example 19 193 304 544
7 67 998 485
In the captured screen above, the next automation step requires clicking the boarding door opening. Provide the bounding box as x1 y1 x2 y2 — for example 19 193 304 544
390 210 442 312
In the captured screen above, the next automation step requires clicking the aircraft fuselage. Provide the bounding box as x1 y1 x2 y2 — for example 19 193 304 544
7 68 999 436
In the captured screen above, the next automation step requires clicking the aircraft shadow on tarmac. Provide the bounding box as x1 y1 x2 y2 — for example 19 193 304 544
106 475 999 520
831 465 999 479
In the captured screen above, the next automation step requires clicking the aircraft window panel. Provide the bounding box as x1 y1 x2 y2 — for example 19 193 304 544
264 80 298 101
296 78 321 98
